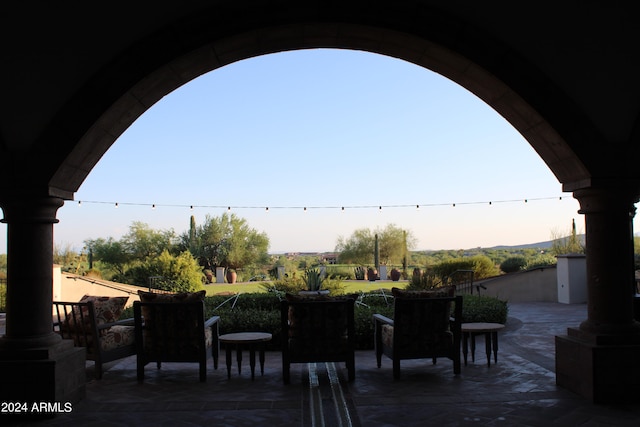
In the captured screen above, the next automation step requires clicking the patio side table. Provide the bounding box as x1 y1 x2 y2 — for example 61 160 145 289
219 332 272 380
461 322 505 367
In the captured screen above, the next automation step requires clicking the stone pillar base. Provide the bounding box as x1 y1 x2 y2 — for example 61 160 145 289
556 328 640 403
0 340 86 420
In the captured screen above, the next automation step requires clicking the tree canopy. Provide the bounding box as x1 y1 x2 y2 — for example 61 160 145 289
179 213 270 270
335 224 416 265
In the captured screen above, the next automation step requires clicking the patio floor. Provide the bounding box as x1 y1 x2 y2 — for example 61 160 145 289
7 302 640 426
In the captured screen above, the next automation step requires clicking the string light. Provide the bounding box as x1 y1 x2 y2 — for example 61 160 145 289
73 195 568 212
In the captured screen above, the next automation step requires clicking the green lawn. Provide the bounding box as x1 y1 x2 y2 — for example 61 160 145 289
203 280 408 296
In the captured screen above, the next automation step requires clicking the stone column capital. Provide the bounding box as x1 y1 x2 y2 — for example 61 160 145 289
573 186 639 216
1 196 64 224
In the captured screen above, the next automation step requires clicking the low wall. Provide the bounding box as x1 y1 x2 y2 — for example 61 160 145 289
56 272 145 308
476 266 558 303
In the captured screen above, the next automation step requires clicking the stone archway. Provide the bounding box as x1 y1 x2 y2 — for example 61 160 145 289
1 3 639 408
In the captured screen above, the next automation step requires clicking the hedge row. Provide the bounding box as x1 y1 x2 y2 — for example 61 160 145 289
121 292 508 351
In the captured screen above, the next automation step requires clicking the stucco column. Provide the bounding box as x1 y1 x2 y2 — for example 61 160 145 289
0 196 64 348
573 187 640 336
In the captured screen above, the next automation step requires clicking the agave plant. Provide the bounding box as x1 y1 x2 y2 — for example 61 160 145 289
303 267 324 291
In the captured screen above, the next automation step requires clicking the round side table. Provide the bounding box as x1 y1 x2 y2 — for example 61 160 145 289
461 322 505 367
219 332 272 380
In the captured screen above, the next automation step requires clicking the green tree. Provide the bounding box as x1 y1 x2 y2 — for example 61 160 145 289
0 253 6 279
335 228 375 264
128 250 203 292
84 237 130 278
336 224 416 265
377 224 417 265
180 213 270 271
122 221 176 259
53 243 78 268
84 222 177 281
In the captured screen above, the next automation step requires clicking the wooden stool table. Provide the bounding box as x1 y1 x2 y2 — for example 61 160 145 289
461 322 505 367
219 332 272 380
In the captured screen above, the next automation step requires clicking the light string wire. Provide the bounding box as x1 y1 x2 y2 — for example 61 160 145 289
74 196 566 210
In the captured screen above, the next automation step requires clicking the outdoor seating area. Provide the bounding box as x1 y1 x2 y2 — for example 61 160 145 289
53 296 136 379
133 290 220 382
374 287 462 378
280 294 357 384
33 302 640 426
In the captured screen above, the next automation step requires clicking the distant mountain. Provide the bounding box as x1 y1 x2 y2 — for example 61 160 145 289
487 234 585 250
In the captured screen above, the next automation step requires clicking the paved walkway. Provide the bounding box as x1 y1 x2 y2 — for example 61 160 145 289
6 302 640 426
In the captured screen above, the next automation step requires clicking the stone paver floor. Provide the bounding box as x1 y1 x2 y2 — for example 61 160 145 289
5 303 640 426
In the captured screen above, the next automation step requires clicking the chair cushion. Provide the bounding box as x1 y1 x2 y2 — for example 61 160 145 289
81 295 129 324
64 295 129 335
99 325 136 352
68 324 135 355
381 323 453 354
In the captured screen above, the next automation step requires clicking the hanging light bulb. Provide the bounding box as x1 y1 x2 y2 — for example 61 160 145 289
152 204 156 210
115 202 119 208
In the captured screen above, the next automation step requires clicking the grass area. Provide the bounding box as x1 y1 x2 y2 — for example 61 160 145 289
203 280 408 296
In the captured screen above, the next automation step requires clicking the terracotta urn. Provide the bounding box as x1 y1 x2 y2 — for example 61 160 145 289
226 269 237 284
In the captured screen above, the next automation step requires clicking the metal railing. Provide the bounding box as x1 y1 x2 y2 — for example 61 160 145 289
446 269 486 295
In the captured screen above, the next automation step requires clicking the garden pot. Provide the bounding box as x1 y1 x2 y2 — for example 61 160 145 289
298 290 330 297
226 269 237 284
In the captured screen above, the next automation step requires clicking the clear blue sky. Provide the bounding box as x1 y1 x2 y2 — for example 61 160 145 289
4 49 635 254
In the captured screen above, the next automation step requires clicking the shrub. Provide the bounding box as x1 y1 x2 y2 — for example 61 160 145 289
461 295 508 324
259 276 345 295
354 304 393 349
84 269 103 279
431 255 500 280
127 250 204 292
407 268 442 290
525 253 557 270
500 256 527 273
202 291 395 350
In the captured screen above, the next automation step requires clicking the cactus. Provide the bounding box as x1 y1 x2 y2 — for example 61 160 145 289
303 267 324 291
